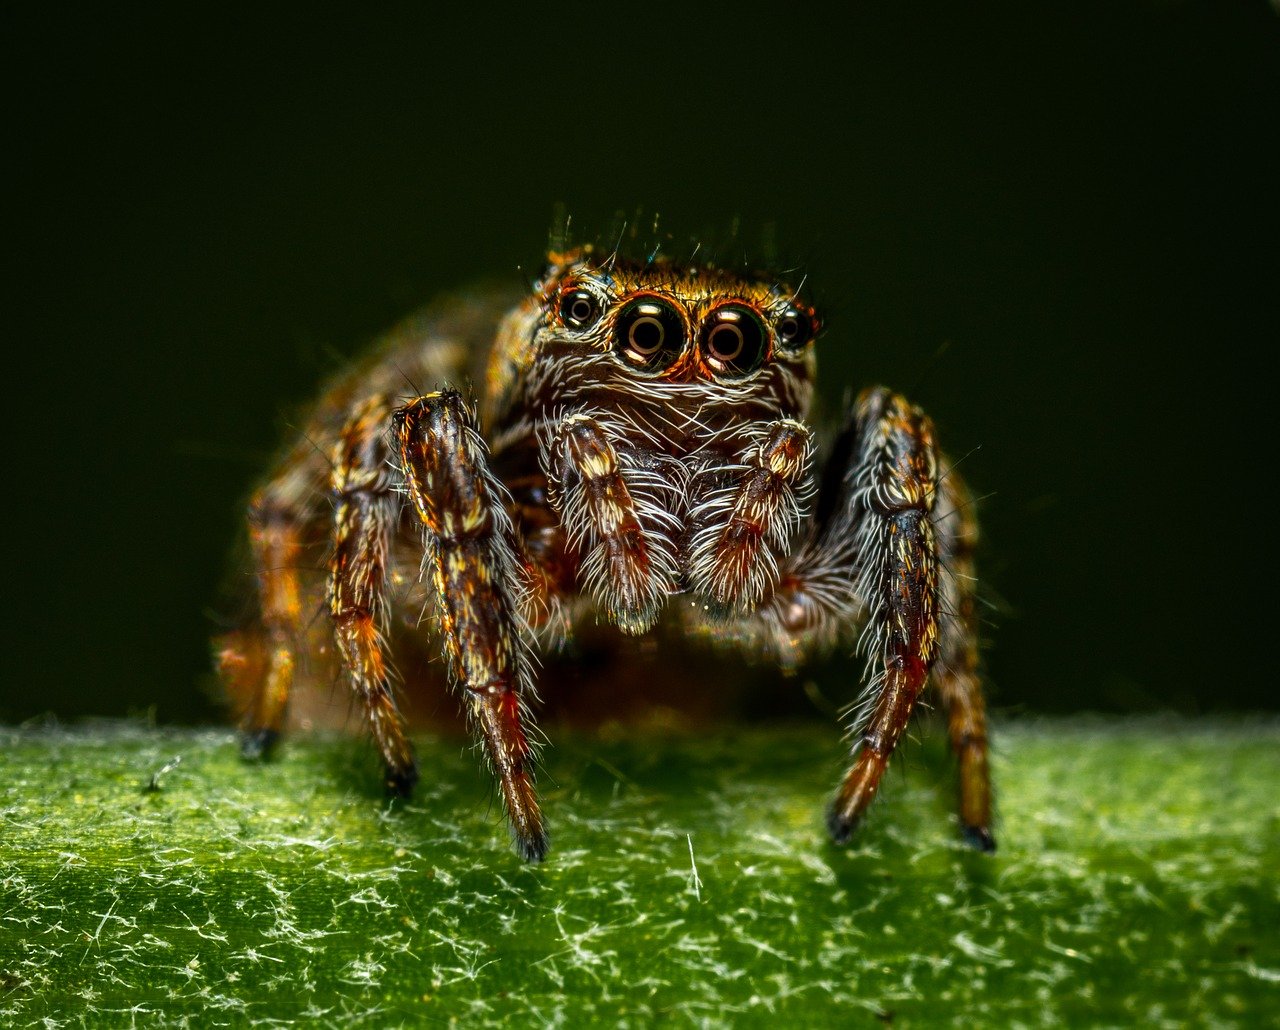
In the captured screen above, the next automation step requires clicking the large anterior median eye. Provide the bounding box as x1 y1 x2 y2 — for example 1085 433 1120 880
700 305 767 376
615 298 685 370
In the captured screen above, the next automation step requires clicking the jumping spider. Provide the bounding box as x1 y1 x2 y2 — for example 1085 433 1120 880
217 243 994 861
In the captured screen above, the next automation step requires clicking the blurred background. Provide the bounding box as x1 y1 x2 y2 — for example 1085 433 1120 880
6 4 1277 723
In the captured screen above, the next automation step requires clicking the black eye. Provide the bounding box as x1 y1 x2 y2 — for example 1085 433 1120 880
701 305 767 376
615 298 686 370
776 307 813 349
559 289 602 330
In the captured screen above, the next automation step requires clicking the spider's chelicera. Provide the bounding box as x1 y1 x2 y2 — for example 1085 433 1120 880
217 244 994 861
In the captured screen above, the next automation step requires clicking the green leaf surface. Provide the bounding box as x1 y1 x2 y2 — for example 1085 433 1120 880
2 719 1278 1026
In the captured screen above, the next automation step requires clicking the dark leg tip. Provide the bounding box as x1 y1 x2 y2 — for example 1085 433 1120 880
827 807 858 845
240 728 279 761
515 826 550 864
962 825 997 853
384 762 419 799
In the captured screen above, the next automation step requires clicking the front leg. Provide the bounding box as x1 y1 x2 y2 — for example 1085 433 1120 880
395 389 547 862
758 390 994 849
808 389 948 843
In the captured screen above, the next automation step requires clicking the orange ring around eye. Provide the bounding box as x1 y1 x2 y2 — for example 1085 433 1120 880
700 304 767 377
614 297 686 371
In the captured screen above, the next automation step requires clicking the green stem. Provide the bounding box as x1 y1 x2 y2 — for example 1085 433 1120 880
2 718 1277 1025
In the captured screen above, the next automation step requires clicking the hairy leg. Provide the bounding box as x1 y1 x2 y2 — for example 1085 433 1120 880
826 389 942 840
231 489 306 757
396 389 546 861
932 470 995 851
544 412 677 635
328 395 417 793
755 388 958 842
688 419 812 610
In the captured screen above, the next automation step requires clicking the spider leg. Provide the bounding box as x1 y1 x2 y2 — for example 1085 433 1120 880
827 388 944 842
763 388 949 843
228 485 308 758
329 395 417 794
395 389 546 861
688 419 812 610
544 413 676 634
932 470 995 851
754 391 993 850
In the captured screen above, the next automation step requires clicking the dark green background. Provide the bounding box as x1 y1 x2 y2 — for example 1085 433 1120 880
7 5 1277 723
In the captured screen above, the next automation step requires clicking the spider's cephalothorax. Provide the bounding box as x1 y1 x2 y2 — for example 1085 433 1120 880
217 245 995 862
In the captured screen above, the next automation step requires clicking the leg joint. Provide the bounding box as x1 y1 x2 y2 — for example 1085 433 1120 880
861 730 888 756
333 605 373 626
462 679 514 699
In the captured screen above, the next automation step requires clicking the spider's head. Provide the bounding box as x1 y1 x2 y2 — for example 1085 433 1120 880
533 248 820 385
484 246 822 435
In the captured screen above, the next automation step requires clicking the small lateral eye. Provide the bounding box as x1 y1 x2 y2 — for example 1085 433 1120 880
701 305 767 376
775 307 814 349
559 289 602 330
614 298 685 370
